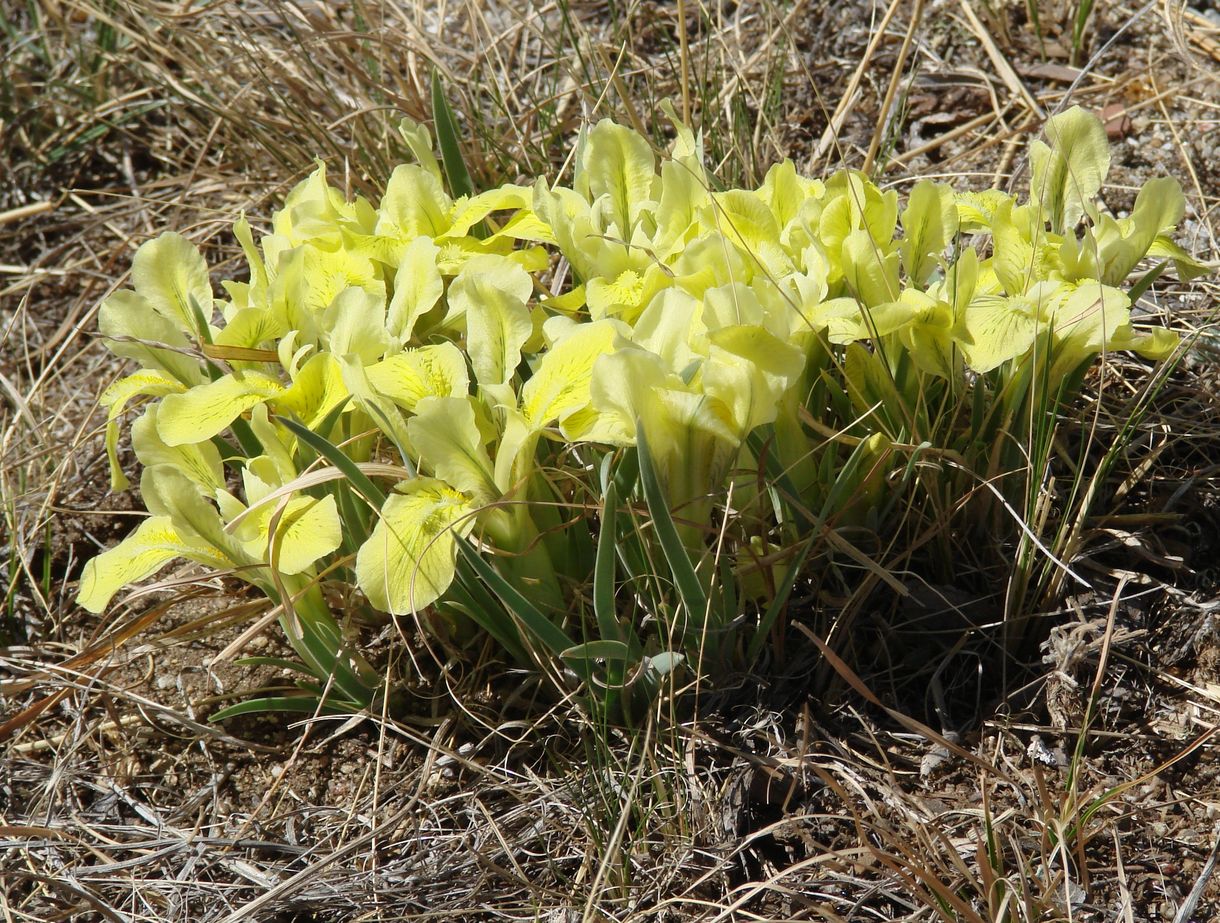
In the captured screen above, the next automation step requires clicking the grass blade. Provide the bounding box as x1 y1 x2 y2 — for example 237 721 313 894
279 601 377 708
447 560 529 663
278 412 387 511
635 426 710 647
209 694 348 722
594 481 626 646
431 70 476 200
747 531 817 663
233 656 320 676
453 535 580 669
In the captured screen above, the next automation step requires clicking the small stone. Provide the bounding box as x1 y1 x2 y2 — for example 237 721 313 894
1101 103 1131 140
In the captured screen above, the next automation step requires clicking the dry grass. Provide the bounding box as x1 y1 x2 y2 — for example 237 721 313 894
3 0 1220 920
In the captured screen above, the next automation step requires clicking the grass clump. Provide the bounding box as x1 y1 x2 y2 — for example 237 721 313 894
68 101 1206 723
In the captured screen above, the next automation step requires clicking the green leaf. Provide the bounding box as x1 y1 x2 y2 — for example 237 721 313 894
560 639 632 662
453 536 579 666
448 559 528 662
636 426 710 644
1125 261 1166 303
273 581 381 708
748 531 818 662
209 694 351 722
277 413 387 511
431 70 477 201
594 480 625 646
233 656 320 676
